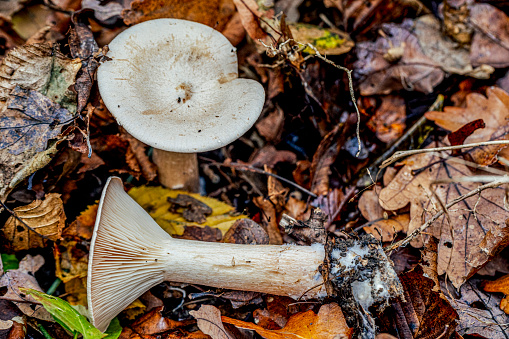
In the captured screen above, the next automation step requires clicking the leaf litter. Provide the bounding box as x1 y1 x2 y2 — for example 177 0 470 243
2 0 509 338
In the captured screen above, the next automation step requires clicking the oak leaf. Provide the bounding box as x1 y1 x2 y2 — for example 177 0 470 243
379 150 509 288
222 303 352 339
425 87 509 166
3 193 66 251
190 305 230 339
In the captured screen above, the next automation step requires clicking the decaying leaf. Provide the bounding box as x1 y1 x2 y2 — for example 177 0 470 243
0 87 73 155
3 193 66 251
0 255 53 321
310 124 343 196
129 185 246 235
378 265 459 338
470 3 509 68
168 194 213 224
190 305 230 339
122 0 236 33
222 302 352 339
379 150 509 288
222 218 269 244
0 43 80 199
355 15 493 95
448 279 509 338
54 239 88 305
426 87 509 166
62 203 97 240
232 0 268 41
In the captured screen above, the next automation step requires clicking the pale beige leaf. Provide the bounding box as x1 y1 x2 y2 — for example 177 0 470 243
190 305 230 339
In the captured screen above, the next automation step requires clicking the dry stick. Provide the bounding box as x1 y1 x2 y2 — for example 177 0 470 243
381 140 509 169
0 200 52 241
384 178 509 253
200 157 317 198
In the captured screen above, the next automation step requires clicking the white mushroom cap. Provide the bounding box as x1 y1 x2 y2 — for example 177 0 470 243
97 19 265 153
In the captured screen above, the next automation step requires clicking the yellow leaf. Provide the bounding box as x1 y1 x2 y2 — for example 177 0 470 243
129 186 245 236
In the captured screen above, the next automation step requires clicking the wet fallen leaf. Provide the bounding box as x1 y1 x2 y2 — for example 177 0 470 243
190 305 230 339
310 124 343 196
222 302 352 339
129 306 193 335
359 189 409 242
0 255 53 321
129 185 246 236
426 87 509 166
256 106 285 143
367 95 406 144
177 225 223 242
248 145 297 168
280 209 326 245
378 265 459 338
253 195 283 245
447 279 509 338
122 0 236 33
3 193 66 251
379 150 509 288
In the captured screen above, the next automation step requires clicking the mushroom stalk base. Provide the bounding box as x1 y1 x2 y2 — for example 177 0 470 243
152 149 199 192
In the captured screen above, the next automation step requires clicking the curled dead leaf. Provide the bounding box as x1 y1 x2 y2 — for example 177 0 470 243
3 193 66 251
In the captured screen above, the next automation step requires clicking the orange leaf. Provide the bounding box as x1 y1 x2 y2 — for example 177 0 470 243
222 303 352 339
481 274 509 314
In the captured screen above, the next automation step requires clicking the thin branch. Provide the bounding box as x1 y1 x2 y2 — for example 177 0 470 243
381 140 509 168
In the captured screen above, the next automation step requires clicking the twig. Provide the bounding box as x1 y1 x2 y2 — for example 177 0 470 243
0 200 52 241
200 157 317 198
303 43 362 157
384 177 509 253
381 140 509 169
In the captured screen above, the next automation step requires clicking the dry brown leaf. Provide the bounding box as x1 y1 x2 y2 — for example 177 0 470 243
310 124 343 196
190 305 230 339
0 255 53 322
355 15 492 96
379 150 509 288
122 0 236 32
54 239 88 283
3 193 66 251
232 0 267 41
426 87 509 166
248 145 297 169
359 189 409 242
256 106 284 143
448 279 509 338
222 218 269 244
222 302 352 339
62 203 97 240
470 3 509 68
367 95 406 144
378 265 459 338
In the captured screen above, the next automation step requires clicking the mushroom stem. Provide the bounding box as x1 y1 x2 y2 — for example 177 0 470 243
152 149 199 192
88 177 326 332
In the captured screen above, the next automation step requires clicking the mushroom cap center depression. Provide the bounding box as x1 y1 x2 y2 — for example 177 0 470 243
98 19 265 153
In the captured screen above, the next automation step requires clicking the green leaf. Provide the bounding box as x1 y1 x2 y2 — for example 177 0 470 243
104 318 122 339
1 253 19 271
21 288 106 339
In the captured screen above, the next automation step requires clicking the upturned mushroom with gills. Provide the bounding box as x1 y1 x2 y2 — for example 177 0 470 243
97 19 265 192
87 177 327 332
